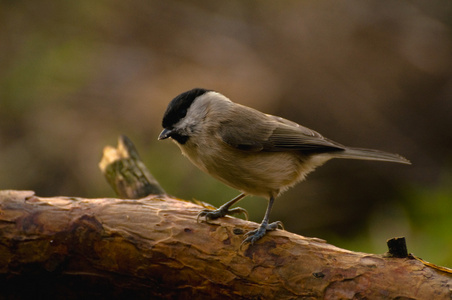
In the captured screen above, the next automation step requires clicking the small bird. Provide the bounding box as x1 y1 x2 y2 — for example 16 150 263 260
158 88 410 246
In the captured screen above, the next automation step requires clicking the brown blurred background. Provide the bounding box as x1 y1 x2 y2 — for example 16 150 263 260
1 1 452 266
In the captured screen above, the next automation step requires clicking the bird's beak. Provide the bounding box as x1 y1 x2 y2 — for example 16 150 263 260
158 128 173 140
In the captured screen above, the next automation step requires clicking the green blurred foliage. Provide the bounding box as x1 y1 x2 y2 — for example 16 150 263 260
403 173 452 266
1 0 452 267
328 173 452 267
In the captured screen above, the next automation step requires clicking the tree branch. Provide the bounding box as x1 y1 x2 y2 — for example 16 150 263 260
99 135 165 198
0 136 451 299
0 190 451 299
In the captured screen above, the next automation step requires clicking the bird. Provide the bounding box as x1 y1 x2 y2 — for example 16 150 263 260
158 88 410 246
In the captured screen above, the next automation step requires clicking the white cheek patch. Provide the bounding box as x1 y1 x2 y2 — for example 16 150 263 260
174 91 232 136
175 96 209 135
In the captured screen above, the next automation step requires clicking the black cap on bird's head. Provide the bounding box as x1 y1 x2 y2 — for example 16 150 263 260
159 88 210 143
161 88 210 129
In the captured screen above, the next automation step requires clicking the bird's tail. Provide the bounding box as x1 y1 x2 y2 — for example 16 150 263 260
332 147 411 165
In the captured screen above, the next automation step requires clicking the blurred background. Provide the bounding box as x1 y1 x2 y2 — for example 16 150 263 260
1 0 452 266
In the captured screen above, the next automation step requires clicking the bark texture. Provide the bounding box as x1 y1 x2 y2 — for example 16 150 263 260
1 190 451 299
99 135 165 198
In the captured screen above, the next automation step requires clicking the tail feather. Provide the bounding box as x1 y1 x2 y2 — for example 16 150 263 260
332 147 411 165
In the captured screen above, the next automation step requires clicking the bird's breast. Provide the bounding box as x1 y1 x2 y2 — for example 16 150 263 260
177 138 328 198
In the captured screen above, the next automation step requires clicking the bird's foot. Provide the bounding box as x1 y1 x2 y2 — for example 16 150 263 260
197 205 249 224
241 221 284 248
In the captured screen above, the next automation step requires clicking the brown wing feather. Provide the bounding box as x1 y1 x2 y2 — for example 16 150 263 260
219 104 345 153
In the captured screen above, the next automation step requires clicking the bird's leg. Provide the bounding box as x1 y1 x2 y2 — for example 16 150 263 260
197 193 248 223
241 196 284 247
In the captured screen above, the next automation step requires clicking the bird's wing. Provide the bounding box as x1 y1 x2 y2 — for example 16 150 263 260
218 104 345 153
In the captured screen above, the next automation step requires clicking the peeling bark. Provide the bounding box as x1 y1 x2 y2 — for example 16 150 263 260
1 190 451 299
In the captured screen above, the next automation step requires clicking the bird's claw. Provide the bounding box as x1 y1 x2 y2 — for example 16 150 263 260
240 221 284 250
197 206 249 224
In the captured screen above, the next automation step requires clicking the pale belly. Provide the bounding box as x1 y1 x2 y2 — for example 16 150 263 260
179 141 330 198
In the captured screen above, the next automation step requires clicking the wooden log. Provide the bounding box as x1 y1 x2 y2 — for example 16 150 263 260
0 190 451 299
99 135 165 198
1 136 451 298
